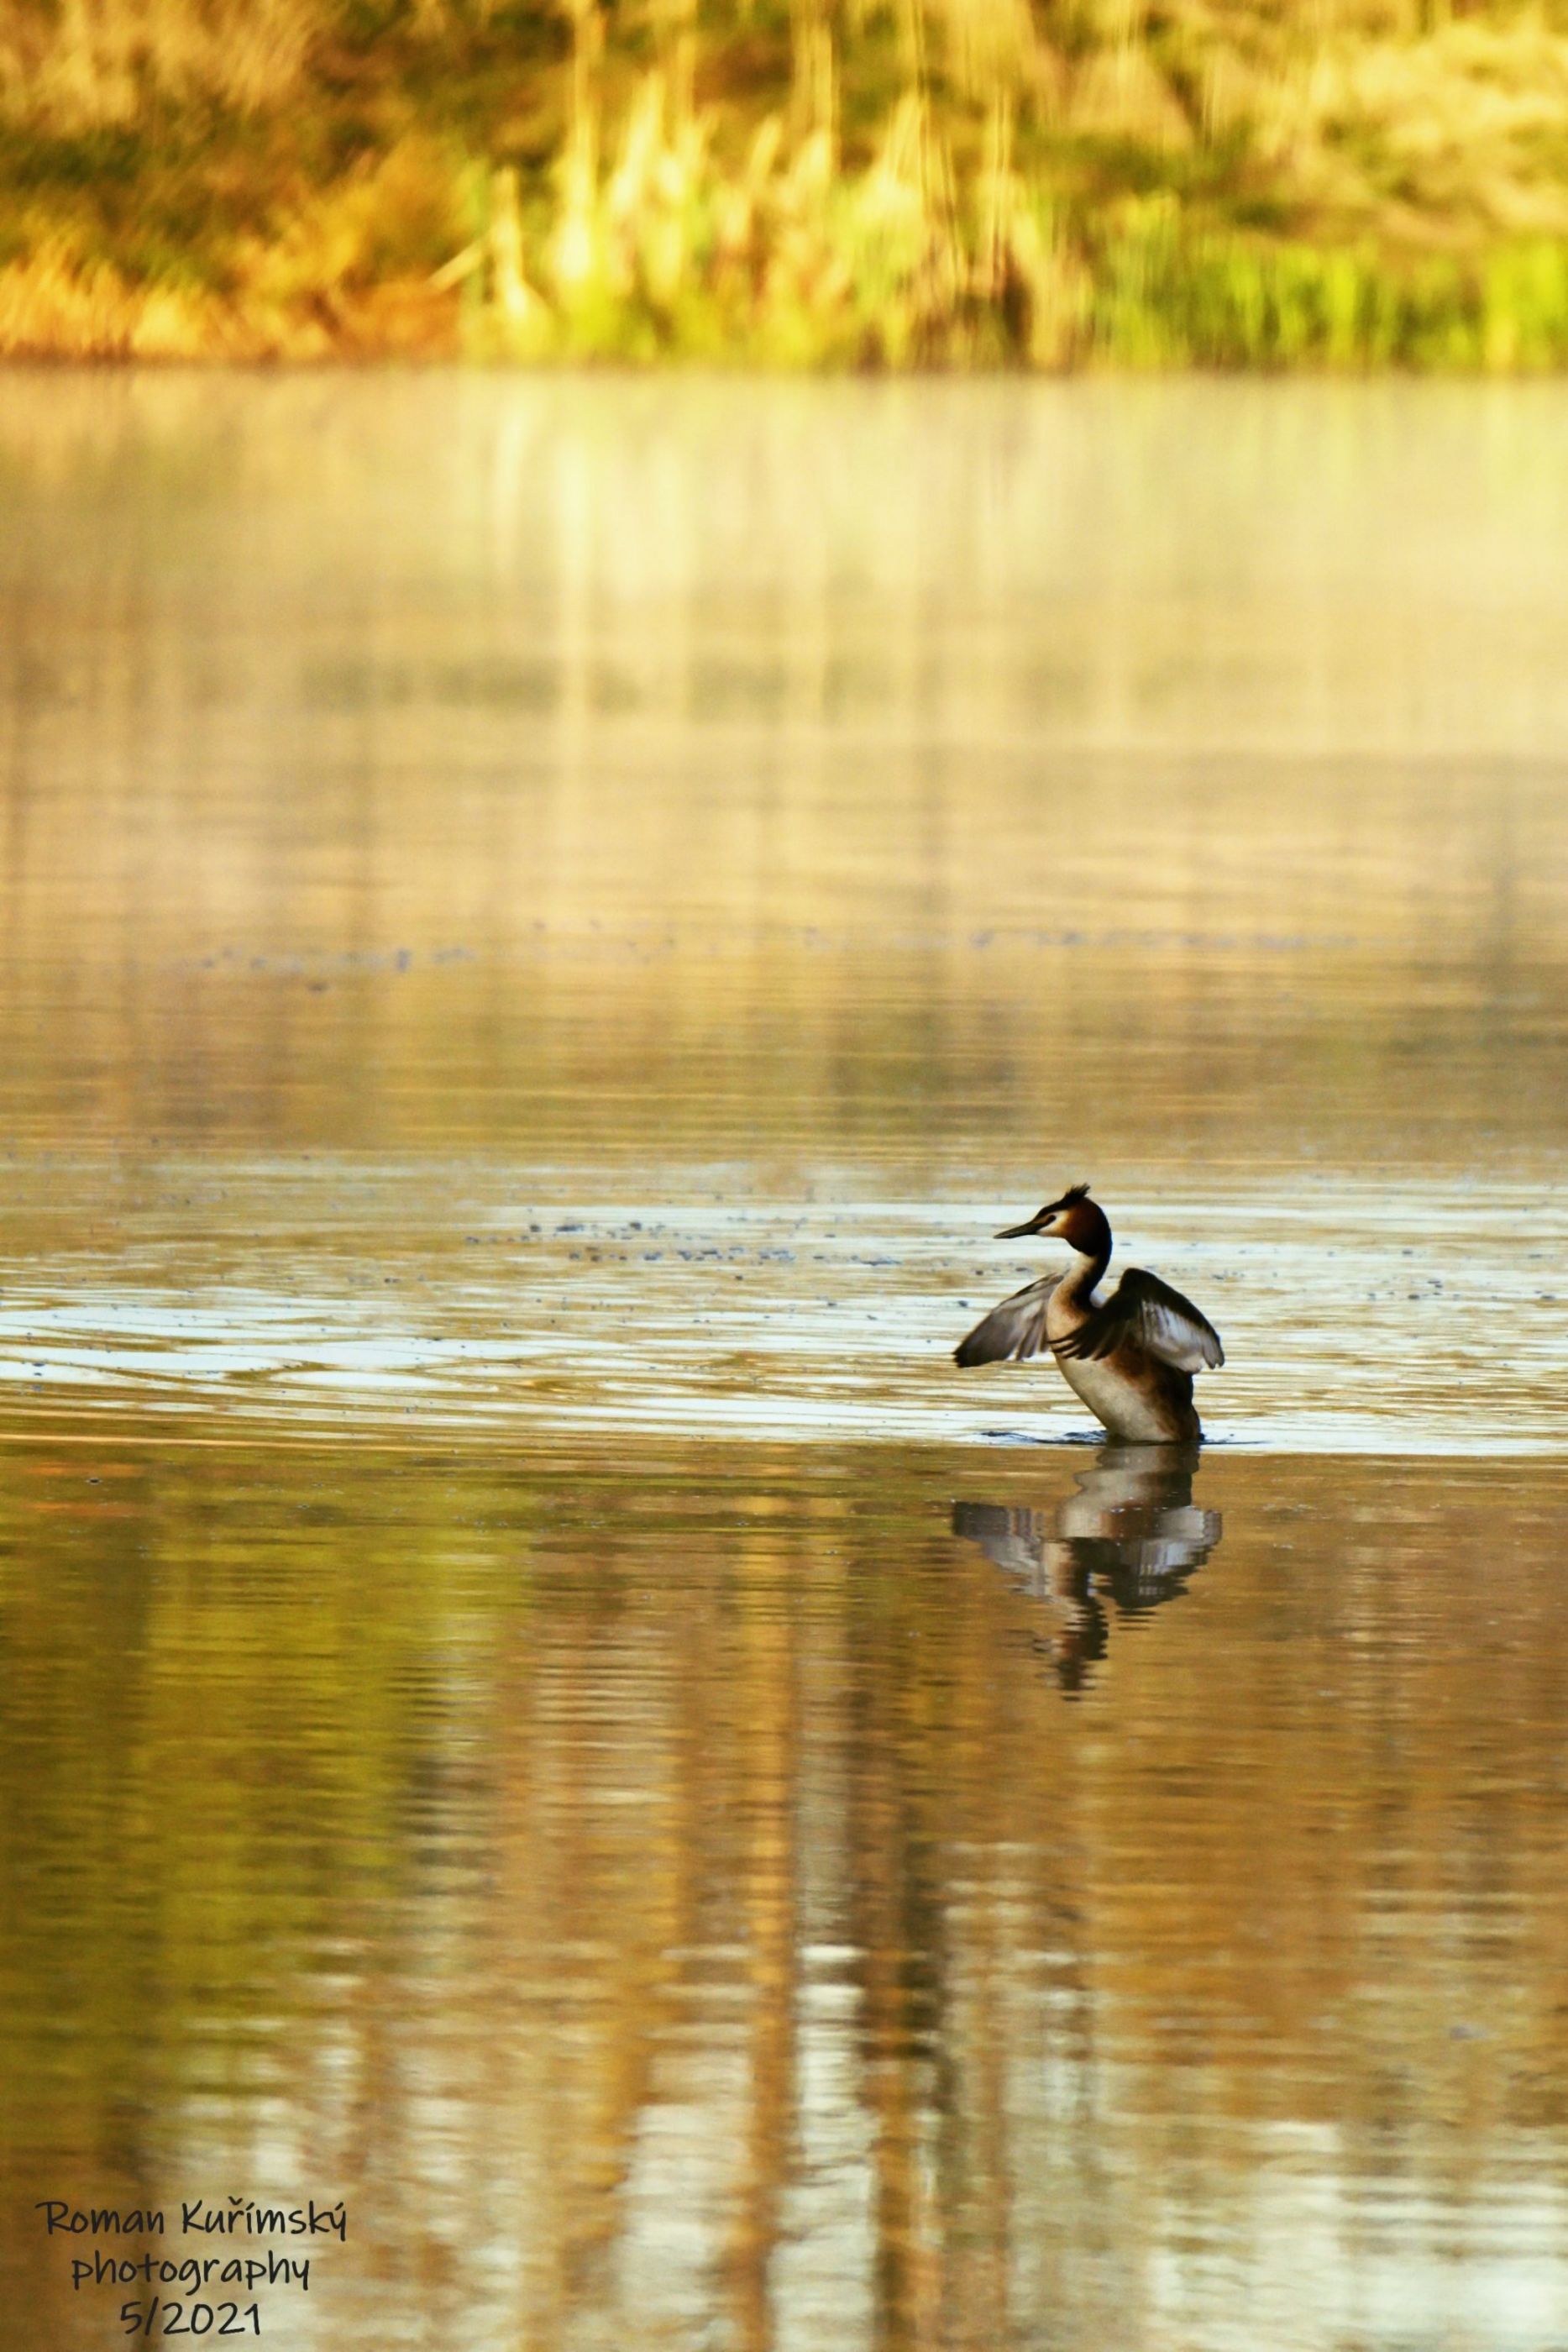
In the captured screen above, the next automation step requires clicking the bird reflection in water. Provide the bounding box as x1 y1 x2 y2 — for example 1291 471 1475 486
953 1441 1222 1691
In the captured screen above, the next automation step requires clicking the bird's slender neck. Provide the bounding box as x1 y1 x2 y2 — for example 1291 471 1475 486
1058 1238 1109 1305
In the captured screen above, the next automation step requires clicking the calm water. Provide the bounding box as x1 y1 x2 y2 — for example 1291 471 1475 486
2 371 1567 2351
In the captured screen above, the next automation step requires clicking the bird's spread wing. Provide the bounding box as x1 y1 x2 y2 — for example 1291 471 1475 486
954 1274 1062 1368
1052 1268 1224 1373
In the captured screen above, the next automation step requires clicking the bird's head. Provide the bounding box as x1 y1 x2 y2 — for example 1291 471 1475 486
996 1182 1110 1259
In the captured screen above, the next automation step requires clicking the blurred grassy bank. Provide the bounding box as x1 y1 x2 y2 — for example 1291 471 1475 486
3 1 1568 368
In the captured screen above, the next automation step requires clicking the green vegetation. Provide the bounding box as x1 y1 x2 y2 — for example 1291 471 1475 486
2 1 1568 365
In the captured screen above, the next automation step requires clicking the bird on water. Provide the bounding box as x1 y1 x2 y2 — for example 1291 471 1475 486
954 1184 1224 1442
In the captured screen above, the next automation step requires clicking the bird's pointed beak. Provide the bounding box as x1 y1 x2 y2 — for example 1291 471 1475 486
996 1211 1049 1239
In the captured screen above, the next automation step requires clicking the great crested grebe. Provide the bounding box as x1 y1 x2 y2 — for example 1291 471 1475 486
954 1184 1224 1441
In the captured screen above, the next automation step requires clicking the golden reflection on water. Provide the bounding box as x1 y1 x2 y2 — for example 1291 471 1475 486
3 373 1568 2348
0 372 1565 1179
3 1437 1568 2351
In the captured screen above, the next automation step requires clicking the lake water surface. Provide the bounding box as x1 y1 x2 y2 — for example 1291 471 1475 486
2 371 1566 2352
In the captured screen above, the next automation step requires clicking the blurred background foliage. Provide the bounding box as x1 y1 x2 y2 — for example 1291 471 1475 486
2 1 1568 365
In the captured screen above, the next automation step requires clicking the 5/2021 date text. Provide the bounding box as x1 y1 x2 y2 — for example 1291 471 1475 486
121 2304 261 2337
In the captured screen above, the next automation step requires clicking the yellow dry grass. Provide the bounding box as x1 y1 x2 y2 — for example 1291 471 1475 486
0 0 1565 365
0 0 317 123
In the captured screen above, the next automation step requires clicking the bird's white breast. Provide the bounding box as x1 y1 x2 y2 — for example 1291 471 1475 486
1055 1352 1184 1443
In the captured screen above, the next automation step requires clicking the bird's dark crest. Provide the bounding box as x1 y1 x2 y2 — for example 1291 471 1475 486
1051 1181 1092 1207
